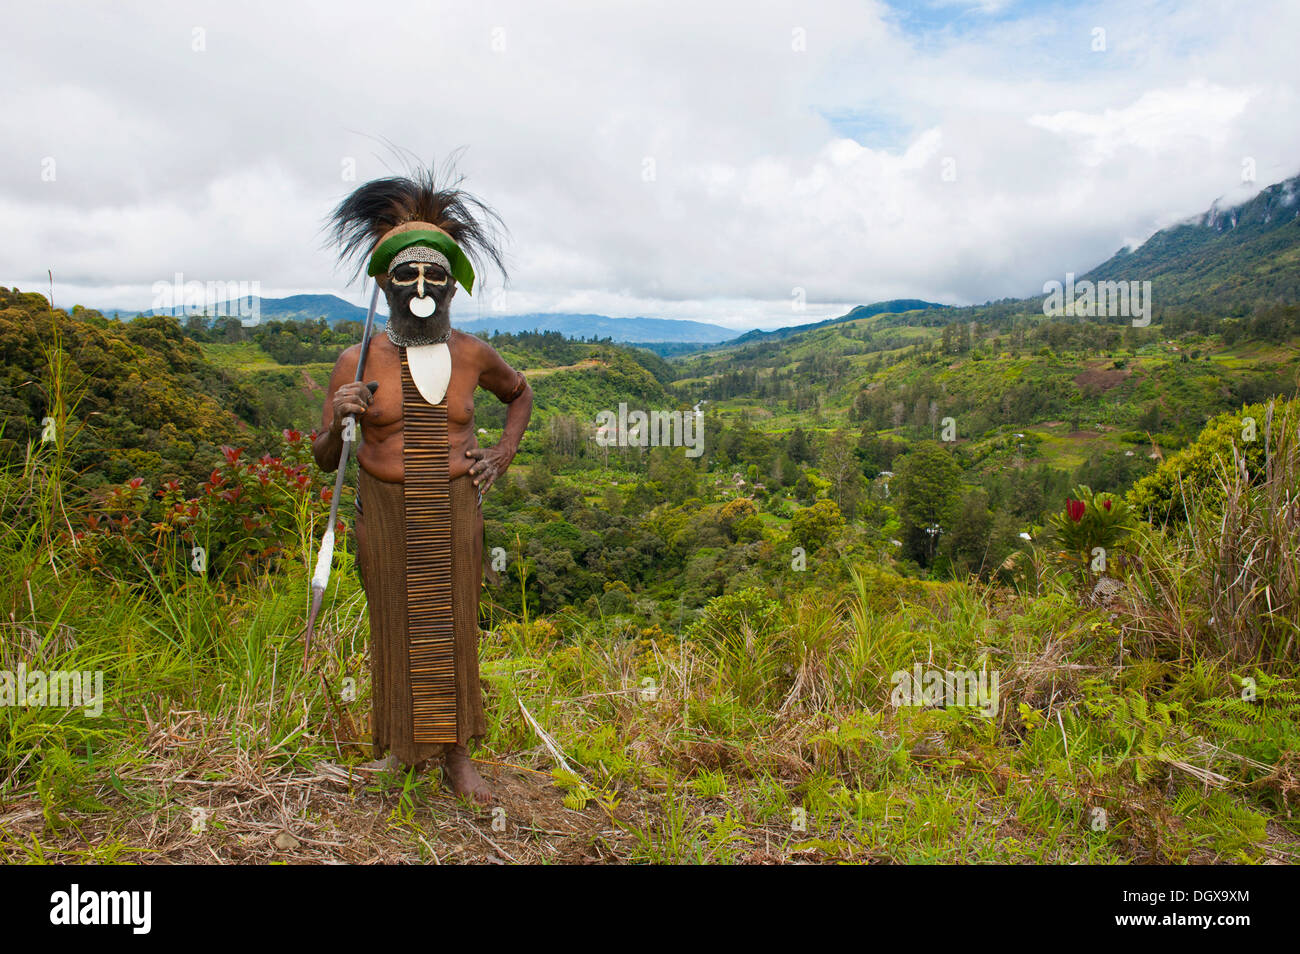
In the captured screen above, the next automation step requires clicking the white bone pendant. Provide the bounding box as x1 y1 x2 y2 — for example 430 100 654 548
406 342 451 405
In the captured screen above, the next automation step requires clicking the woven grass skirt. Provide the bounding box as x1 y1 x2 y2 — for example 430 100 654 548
356 468 487 764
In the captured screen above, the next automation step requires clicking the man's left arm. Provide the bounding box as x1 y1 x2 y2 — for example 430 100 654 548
467 343 533 494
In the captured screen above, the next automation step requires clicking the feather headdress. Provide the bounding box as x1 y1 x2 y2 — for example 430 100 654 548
328 156 508 293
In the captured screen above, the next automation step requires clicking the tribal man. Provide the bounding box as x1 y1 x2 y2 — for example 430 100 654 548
313 164 532 804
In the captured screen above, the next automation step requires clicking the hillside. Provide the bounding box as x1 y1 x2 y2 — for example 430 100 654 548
730 299 950 344
4 347 1297 865
674 307 1298 467
94 294 742 345
1083 173 1300 315
669 174 1300 483
196 328 673 437
0 289 680 505
0 288 255 486
458 312 736 344
3 174 1299 869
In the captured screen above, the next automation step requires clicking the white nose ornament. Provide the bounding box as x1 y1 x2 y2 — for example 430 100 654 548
409 296 436 318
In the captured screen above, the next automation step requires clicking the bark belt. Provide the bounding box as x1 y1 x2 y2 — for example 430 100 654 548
400 349 457 743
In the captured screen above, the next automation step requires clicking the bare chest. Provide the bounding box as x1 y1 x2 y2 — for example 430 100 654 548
361 341 477 431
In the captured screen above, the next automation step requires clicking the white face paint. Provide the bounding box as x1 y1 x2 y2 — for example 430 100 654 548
409 296 436 318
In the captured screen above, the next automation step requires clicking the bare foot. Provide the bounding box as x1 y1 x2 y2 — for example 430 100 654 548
444 745 494 806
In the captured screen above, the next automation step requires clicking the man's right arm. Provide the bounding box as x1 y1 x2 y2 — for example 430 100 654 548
312 346 366 472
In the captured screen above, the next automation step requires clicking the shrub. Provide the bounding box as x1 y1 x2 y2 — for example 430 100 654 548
1128 398 1300 523
684 586 780 645
1124 399 1300 663
1048 485 1136 578
71 429 331 586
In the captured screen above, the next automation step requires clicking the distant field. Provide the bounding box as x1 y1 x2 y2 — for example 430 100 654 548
199 341 285 370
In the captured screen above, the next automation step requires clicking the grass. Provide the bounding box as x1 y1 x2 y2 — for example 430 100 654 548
2 504 1295 863
1027 426 1122 471
1 330 1297 864
198 341 286 371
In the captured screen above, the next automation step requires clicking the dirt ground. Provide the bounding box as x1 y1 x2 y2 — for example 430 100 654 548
0 758 652 865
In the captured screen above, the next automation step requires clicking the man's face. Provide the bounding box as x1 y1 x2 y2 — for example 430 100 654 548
386 260 456 324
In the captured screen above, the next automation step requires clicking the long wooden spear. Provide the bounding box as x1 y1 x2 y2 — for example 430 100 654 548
303 282 380 671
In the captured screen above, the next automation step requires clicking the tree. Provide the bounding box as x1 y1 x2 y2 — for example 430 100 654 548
856 432 905 477
894 441 963 566
820 429 865 518
794 473 814 504
648 446 698 504
940 489 1019 579
778 454 799 487
786 426 814 464
788 499 844 554
526 458 553 495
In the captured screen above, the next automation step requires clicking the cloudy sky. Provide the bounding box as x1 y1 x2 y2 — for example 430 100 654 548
2 0 1297 330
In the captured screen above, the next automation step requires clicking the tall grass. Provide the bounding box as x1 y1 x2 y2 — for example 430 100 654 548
1 326 1295 863
1126 399 1300 665
0 328 357 826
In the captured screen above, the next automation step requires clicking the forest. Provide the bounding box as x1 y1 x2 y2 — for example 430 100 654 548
1 254 1298 862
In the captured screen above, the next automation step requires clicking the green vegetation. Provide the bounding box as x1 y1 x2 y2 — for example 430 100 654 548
1 275 1297 863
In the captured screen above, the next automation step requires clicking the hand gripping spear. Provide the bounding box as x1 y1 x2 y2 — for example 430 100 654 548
303 282 380 671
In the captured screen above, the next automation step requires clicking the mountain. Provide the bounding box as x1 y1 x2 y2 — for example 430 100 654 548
245 293 375 325
729 299 950 344
687 172 1300 360
456 312 736 343
93 293 374 326
91 295 739 344
1082 173 1300 314
666 174 1300 478
81 170 1300 350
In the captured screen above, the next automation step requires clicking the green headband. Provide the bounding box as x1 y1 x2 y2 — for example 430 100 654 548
367 228 476 295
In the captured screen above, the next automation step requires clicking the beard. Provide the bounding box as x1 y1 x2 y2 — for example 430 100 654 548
384 281 455 345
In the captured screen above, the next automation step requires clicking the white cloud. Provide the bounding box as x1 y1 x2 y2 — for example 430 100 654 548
1028 81 1258 166
0 0 1297 329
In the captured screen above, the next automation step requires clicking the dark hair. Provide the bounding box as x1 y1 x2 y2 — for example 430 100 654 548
328 151 508 283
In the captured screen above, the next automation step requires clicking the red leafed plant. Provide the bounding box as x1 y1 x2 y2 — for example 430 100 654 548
73 428 343 586
1049 485 1135 581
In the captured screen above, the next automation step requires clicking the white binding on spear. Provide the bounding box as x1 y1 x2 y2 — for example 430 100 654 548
303 282 381 671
